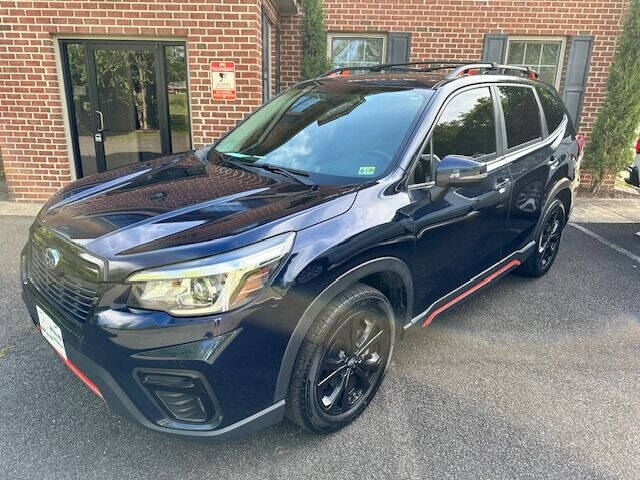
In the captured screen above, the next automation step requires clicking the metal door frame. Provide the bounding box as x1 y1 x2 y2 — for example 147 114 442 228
59 39 189 177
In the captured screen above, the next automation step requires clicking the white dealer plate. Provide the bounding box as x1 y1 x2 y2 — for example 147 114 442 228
37 305 67 359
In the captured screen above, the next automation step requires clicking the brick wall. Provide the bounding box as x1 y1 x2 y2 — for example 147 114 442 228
280 10 303 88
0 0 280 202
280 0 627 140
0 1 629 201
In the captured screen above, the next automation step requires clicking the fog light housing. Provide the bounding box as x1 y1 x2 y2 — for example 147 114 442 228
135 369 221 427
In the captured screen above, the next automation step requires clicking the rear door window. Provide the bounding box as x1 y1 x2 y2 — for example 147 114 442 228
498 86 543 149
536 86 565 134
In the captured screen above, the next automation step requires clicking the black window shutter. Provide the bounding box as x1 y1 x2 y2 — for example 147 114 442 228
262 8 270 103
482 34 508 63
562 35 594 130
387 33 411 64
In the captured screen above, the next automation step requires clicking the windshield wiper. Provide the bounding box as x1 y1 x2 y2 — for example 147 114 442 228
217 155 255 174
217 152 312 185
249 163 312 185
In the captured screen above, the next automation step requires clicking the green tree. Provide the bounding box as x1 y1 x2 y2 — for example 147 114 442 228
301 0 331 79
585 0 640 190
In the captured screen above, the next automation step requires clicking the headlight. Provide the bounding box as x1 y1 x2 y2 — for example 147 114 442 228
126 232 295 316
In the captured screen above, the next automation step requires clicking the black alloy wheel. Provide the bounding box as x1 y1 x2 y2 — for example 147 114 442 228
314 310 389 416
517 198 566 277
287 283 395 433
538 204 564 269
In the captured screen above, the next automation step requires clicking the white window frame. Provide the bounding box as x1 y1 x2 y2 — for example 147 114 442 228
326 33 387 69
505 37 567 89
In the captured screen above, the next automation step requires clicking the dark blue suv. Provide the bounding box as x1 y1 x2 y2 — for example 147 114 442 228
21 62 582 441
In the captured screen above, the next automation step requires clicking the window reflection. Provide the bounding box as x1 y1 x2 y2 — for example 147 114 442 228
215 87 430 181
94 48 162 170
330 36 384 68
166 45 192 153
498 86 543 149
66 43 98 176
432 88 497 160
536 86 565 133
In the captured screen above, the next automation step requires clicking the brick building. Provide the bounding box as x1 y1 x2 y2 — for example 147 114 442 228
0 0 628 201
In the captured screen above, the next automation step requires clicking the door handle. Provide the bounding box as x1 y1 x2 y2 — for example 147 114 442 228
548 155 562 169
95 110 104 132
494 177 511 193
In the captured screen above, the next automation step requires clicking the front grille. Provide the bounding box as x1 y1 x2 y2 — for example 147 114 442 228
28 226 102 325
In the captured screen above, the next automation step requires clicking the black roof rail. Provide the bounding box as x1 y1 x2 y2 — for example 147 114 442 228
446 63 540 80
317 61 540 82
317 61 475 79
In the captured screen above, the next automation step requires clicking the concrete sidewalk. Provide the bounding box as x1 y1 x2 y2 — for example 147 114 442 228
0 201 43 217
570 197 640 224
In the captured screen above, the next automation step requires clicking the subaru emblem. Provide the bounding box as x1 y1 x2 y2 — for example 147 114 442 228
44 247 60 270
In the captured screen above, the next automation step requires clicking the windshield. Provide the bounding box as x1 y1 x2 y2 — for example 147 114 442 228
214 83 432 184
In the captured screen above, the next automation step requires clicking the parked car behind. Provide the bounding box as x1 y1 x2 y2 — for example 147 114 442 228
20 61 582 441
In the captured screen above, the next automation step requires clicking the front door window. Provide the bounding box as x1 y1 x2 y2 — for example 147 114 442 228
62 41 192 178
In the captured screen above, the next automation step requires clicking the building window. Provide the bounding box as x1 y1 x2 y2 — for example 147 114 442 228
506 38 566 88
328 34 386 69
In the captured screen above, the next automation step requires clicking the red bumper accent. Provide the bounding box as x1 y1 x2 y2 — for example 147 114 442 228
36 324 105 401
422 259 522 328
60 354 105 401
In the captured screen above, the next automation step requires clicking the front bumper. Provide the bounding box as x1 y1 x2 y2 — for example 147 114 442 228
21 280 290 442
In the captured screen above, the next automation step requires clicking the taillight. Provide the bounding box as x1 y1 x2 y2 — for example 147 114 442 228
457 68 480 77
636 137 640 154
576 134 586 155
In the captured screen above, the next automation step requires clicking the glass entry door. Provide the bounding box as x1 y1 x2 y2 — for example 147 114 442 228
61 40 191 177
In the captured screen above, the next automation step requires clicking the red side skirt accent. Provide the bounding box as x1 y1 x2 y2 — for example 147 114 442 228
422 259 522 328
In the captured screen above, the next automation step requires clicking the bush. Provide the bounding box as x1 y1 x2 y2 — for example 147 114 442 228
585 0 640 188
301 0 331 79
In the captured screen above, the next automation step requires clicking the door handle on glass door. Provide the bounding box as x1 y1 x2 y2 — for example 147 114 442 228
96 110 104 132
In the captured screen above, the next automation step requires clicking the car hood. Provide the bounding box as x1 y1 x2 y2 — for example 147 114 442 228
38 150 358 262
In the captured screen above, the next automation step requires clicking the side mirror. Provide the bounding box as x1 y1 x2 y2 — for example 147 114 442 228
435 155 488 188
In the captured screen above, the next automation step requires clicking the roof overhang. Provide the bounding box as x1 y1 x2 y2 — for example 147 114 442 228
271 0 299 14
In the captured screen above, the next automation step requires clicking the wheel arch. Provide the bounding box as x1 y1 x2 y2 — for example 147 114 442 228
539 178 573 234
273 257 413 402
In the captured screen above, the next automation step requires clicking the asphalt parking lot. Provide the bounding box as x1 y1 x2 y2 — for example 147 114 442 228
0 203 638 480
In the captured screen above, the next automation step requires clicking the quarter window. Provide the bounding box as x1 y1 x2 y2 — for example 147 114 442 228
536 86 565 134
498 86 543 149
328 34 385 69
506 39 565 88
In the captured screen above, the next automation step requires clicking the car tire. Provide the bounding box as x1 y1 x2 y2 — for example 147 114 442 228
516 199 566 278
631 166 640 187
286 283 395 433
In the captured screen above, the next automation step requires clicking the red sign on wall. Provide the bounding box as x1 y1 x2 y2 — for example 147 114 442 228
210 61 236 100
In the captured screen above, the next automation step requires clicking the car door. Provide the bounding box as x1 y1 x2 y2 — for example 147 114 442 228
496 84 574 255
405 86 513 315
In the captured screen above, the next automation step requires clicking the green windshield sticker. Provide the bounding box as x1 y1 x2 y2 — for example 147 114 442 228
358 166 376 175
